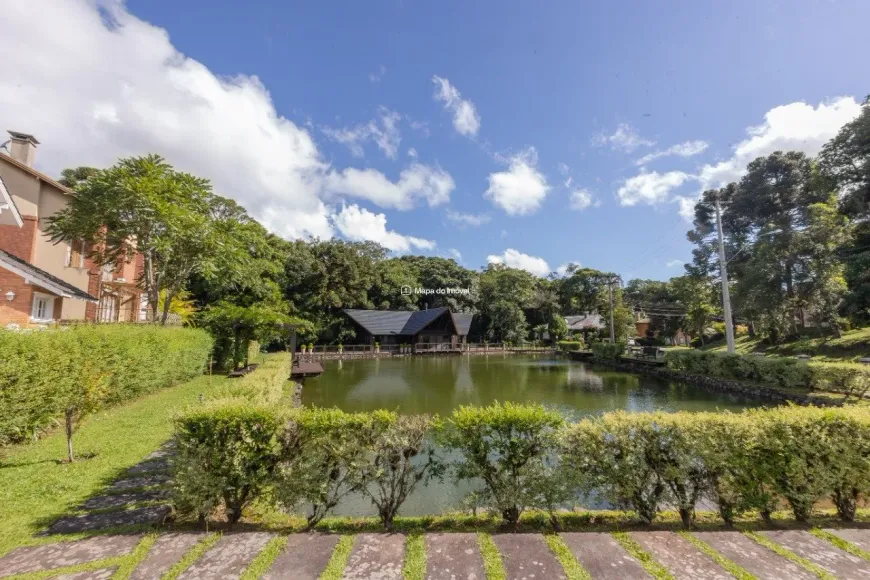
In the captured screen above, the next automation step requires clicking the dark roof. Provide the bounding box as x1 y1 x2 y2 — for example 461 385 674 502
0 248 98 302
452 312 474 335
344 307 472 336
8 131 40 145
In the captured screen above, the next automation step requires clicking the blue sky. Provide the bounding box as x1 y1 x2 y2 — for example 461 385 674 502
3 0 870 279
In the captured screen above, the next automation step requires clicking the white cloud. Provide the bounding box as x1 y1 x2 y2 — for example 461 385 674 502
487 248 551 276
666 259 684 268
557 162 570 176
0 0 456 242
569 188 598 211
331 204 434 252
556 262 580 276
407 147 418 159
670 96 864 221
696 97 862 193
485 148 550 215
369 64 386 83
322 107 402 159
595 123 655 152
432 76 480 137
448 248 462 261
324 162 454 210
617 170 693 206
446 210 490 227
636 140 708 165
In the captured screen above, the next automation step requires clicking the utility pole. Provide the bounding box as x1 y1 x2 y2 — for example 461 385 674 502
608 279 615 343
714 195 736 354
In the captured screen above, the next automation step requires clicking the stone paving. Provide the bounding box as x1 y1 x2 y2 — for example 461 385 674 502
5 528 870 579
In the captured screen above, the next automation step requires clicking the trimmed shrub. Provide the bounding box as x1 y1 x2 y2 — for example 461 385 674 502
437 402 566 528
563 412 707 526
557 340 585 352
174 399 288 523
359 414 444 530
0 325 212 448
590 342 625 360
208 353 290 404
274 407 395 529
665 349 870 394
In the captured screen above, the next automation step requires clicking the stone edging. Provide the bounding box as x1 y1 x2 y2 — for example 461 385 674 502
589 357 844 406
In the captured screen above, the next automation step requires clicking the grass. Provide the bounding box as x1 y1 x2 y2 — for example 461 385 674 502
611 532 674 580
543 533 592 580
703 326 870 363
0 369 233 556
810 528 870 562
240 534 287 580
403 533 427 580
161 532 221 580
743 531 835 580
319 535 356 580
477 532 506 580
111 533 158 580
677 531 755 580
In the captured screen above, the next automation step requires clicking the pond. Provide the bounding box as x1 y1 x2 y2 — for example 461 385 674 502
301 354 770 516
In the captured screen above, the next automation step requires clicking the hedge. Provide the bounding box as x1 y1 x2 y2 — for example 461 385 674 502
557 340 585 352
172 399 870 528
0 325 213 445
207 352 291 404
665 349 870 396
590 342 625 360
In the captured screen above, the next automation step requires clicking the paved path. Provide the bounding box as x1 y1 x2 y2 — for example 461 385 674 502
5 528 870 579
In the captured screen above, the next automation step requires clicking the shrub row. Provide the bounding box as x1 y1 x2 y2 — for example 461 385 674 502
557 340 586 352
207 352 291 404
175 399 870 529
0 325 213 446
590 342 625 360
665 349 870 397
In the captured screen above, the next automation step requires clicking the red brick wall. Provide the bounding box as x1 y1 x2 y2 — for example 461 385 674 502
0 270 34 325
0 215 38 261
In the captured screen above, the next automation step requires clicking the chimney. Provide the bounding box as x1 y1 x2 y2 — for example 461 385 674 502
6 131 39 167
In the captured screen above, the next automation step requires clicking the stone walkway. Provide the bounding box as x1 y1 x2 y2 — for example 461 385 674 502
43 444 174 537
4 528 870 579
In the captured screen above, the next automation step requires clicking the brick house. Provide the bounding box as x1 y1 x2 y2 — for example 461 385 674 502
0 131 145 327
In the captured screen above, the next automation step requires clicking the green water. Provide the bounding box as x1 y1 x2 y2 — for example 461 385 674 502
301 354 769 515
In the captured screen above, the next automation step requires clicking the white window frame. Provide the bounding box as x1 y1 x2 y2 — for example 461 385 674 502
30 292 55 322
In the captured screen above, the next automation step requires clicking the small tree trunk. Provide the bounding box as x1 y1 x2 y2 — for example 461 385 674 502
65 408 75 463
760 508 773 525
678 505 695 529
833 489 857 522
748 321 756 338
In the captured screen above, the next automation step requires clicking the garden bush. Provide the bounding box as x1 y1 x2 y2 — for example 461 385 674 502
562 411 707 526
437 402 566 528
174 399 288 523
665 349 870 395
590 341 625 360
207 352 290 404
557 340 585 352
274 407 396 528
0 325 212 450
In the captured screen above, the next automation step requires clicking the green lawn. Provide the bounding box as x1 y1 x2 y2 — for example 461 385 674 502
0 370 230 556
702 326 870 363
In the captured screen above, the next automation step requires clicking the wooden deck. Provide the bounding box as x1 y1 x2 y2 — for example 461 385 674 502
290 361 325 379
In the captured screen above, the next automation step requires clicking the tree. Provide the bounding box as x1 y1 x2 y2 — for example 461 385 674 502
46 155 222 325
58 166 99 189
478 264 537 342
671 275 717 345
819 95 870 219
795 195 852 337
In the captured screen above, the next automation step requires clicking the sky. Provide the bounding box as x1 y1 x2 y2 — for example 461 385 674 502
1 0 869 280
